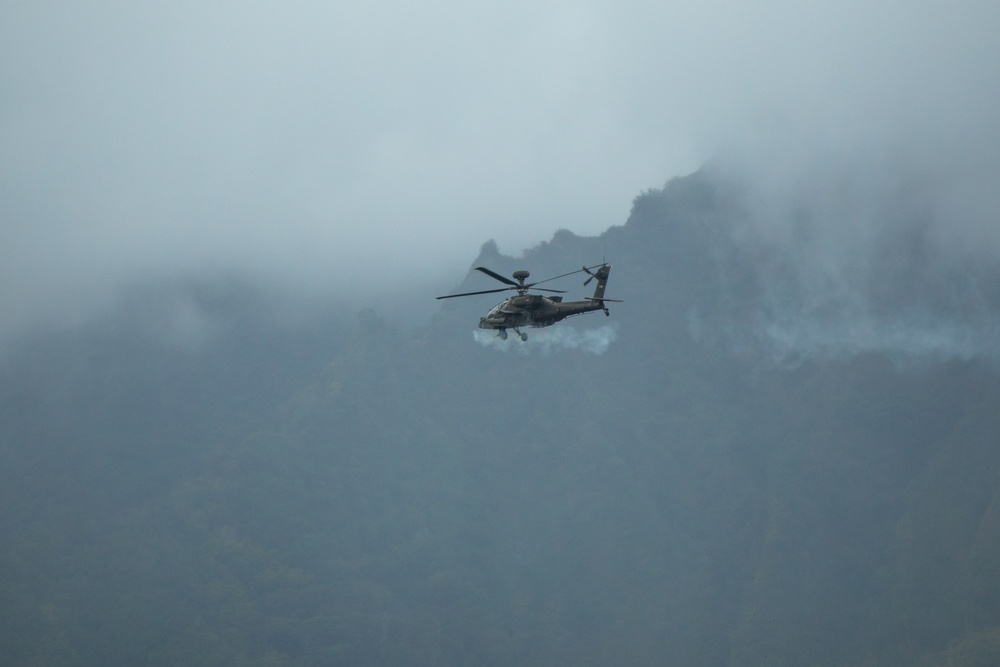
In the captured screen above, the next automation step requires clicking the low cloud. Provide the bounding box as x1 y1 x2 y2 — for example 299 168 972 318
3 3 998 342
713 145 1000 364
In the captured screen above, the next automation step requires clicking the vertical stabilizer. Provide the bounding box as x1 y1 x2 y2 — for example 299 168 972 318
590 265 611 300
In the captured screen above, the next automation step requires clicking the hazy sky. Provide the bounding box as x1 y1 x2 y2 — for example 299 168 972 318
3 1 998 335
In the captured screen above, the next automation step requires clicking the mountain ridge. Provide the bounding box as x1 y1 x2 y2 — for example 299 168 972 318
3 166 1000 666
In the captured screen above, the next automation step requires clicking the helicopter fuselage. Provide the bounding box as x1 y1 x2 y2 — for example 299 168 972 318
479 294 605 331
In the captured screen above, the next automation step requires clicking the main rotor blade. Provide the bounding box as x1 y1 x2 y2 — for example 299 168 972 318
474 267 519 286
529 263 607 287
440 263 603 299
436 287 512 300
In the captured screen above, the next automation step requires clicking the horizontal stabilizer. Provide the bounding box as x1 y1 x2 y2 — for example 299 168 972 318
585 297 623 303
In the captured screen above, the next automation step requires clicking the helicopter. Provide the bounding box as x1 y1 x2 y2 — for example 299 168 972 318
436 263 621 341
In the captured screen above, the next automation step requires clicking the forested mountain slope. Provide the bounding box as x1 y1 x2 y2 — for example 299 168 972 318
3 168 1000 666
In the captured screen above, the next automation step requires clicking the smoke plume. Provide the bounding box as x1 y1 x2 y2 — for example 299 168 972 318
473 323 618 355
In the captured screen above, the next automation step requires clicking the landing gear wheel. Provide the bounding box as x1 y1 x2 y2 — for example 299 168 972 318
520 332 528 342
498 330 508 340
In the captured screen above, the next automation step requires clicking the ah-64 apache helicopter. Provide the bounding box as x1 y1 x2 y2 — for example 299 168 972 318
437 263 621 341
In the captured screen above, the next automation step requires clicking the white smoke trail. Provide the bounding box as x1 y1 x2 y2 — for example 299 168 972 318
756 308 1000 366
473 323 619 355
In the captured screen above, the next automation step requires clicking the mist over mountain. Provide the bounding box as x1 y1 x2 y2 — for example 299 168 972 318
3 164 1000 666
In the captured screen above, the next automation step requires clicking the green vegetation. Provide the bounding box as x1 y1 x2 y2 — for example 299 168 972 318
3 170 1000 665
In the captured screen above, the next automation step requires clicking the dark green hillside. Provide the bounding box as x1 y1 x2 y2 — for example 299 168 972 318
3 169 1000 666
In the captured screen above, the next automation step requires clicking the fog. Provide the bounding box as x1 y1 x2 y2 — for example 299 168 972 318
7 6 1000 664
3 1 999 338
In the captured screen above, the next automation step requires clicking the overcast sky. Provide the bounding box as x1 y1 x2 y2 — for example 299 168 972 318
3 1 999 336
